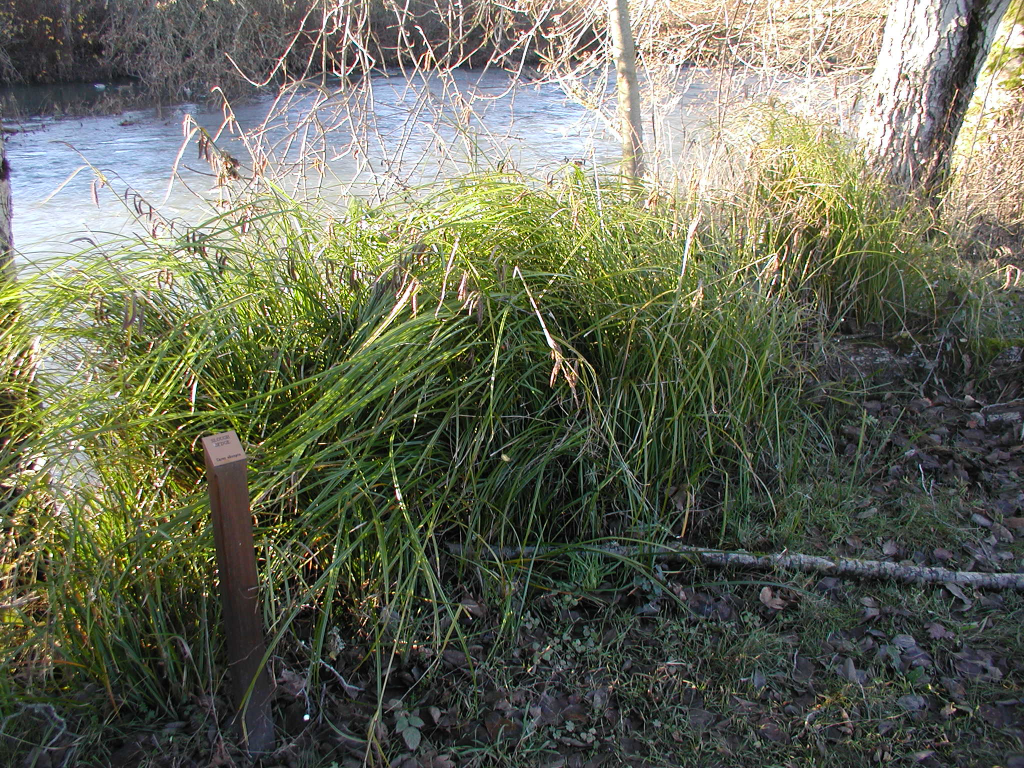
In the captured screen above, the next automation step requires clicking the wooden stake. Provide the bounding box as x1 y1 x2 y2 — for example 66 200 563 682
203 431 275 755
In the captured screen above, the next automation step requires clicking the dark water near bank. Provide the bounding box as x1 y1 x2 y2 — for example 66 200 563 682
0 79 141 117
2 69 850 265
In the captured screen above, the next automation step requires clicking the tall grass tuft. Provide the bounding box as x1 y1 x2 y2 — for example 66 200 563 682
0 276 54 721
3 144 967 743
7 171 815 719
737 117 955 334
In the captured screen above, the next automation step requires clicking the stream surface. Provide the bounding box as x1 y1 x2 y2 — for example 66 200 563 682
2 68 850 266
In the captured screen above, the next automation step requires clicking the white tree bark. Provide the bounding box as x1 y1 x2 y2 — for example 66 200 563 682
449 542 1024 590
858 0 1011 194
608 0 644 181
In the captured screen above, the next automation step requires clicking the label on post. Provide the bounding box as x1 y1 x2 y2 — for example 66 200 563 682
203 430 247 467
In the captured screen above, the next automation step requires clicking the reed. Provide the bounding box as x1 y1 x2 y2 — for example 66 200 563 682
0 139 968 755
736 117 957 334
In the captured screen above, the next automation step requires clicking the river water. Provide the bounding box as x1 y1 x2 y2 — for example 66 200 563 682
2 68 853 266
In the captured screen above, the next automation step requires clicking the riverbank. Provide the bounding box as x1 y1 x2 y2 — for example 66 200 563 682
2 116 1023 765
0 0 885 103
0 0 578 100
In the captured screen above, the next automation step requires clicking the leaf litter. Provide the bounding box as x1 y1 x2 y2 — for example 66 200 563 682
19 343 1024 768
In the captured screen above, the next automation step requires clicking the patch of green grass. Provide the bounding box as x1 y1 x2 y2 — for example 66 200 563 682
17 171 819 709
411 568 1023 768
735 116 970 335
1 131 996 765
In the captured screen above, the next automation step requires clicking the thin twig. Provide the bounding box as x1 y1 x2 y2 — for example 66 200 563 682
318 659 363 699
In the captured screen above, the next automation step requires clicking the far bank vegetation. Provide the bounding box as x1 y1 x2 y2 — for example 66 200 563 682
0 0 886 97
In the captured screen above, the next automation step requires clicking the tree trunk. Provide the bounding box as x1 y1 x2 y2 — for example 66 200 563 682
857 0 1012 196
608 0 644 181
1 134 11 279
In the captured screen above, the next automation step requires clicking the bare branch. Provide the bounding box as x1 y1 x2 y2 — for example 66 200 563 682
449 541 1024 590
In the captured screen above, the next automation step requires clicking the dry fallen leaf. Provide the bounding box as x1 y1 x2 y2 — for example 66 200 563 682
483 709 521 742
278 669 306 698
792 656 816 685
840 657 868 685
893 634 933 667
860 595 880 621
941 676 967 700
442 649 470 668
560 704 588 723
944 583 974 609
897 694 928 712
686 707 717 731
757 718 790 744
759 586 786 611
979 703 1011 728
459 597 487 618
992 523 1014 542
954 648 1004 681
751 669 767 691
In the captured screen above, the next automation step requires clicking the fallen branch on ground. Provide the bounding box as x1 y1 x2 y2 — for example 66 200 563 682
447 542 1024 591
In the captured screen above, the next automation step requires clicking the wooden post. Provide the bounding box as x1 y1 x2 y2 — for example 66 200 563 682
203 431 275 755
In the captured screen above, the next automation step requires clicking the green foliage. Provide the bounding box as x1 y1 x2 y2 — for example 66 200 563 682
740 117 952 334
0 279 51 719
9 172 808 715
1 134 967 751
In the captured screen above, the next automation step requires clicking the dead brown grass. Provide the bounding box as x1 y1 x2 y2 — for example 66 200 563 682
952 91 1024 262
635 0 887 73
2 0 887 96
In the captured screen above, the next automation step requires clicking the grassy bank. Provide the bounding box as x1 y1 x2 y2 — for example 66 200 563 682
5 119 1021 766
